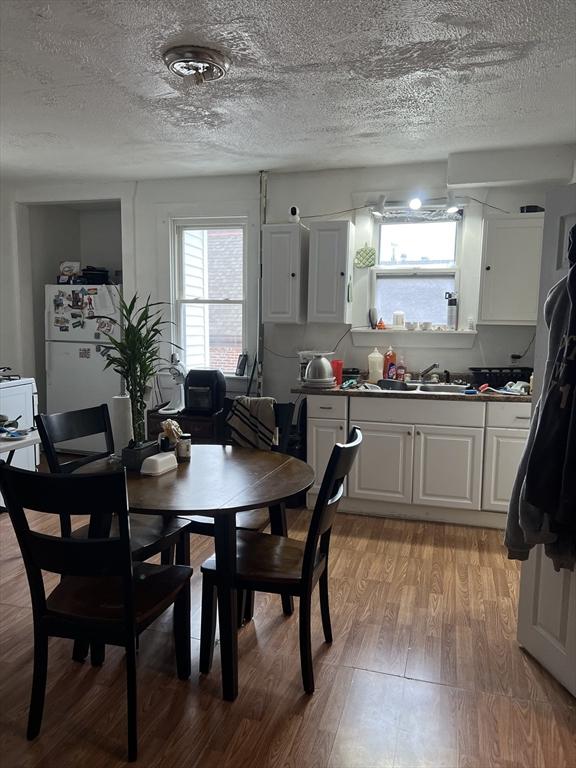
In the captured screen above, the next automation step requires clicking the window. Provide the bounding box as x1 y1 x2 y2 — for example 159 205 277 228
174 223 246 373
371 220 458 326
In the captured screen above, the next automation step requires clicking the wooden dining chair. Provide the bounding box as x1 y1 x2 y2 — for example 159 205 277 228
199 427 362 695
35 405 189 564
184 398 297 624
0 463 193 762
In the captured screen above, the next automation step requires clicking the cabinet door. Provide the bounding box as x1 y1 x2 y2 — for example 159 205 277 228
482 427 527 512
307 220 353 323
348 421 414 504
480 216 543 324
307 417 346 494
262 224 307 323
413 425 483 510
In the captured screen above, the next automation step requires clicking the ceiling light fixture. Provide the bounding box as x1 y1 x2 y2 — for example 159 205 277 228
162 46 231 83
408 197 422 210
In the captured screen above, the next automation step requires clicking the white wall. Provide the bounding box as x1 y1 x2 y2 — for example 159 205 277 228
79 207 122 277
1 149 568 405
28 205 80 410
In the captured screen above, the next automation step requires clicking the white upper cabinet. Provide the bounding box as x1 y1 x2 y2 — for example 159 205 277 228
479 214 544 325
307 220 355 324
262 223 309 324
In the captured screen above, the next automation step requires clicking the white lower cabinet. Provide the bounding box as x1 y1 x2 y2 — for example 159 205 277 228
348 421 414 503
482 427 528 512
412 425 484 510
307 417 347 494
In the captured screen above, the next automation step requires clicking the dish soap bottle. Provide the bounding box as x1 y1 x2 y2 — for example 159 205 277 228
396 355 407 382
384 345 397 379
368 348 384 383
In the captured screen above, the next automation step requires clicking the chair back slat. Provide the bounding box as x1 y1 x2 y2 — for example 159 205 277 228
35 405 115 473
27 533 125 577
0 464 132 593
301 427 362 581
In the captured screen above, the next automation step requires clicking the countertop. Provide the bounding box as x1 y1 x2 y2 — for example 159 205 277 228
291 386 532 403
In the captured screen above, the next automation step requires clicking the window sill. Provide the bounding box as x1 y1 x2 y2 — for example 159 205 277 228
351 328 477 349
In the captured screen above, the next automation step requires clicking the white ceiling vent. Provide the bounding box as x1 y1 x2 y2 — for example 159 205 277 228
162 46 231 84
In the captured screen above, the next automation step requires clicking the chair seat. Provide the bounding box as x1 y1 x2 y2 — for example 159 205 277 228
201 530 324 587
182 508 271 535
72 513 190 561
46 562 192 627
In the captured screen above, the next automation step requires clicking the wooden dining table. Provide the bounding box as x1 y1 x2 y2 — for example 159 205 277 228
78 444 315 701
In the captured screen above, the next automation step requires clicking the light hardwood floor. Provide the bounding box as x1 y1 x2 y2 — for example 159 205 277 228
0 508 574 767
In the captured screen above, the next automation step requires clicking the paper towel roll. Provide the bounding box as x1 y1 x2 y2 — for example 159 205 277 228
110 395 133 452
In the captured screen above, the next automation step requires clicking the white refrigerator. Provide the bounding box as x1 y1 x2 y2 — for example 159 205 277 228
45 284 122 452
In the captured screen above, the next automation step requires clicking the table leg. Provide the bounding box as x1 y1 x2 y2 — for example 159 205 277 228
214 515 238 701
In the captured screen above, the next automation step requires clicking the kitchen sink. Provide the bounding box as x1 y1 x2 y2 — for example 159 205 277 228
418 384 468 393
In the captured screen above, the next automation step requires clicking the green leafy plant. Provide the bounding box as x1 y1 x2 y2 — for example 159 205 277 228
102 293 175 445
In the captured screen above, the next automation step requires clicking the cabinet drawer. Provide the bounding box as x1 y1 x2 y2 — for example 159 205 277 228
486 402 532 428
307 395 348 420
349 397 485 427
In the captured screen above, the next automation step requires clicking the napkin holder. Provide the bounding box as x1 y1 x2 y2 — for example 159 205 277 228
140 452 178 476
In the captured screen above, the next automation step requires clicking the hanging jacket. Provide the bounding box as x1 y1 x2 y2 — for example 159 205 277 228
506 225 576 571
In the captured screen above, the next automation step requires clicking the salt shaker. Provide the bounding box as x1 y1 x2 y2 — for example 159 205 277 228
176 433 192 462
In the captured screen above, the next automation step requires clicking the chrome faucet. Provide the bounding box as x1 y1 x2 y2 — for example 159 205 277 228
420 362 439 380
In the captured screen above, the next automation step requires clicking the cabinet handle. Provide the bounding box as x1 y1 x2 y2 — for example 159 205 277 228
485 266 491 271
416 430 421 436
339 425 343 430
340 271 345 276
407 431 412 437
319 406 333 410
291 272 296 278
515 416 531 420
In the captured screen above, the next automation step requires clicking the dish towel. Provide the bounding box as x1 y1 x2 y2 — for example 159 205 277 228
226 396 277 450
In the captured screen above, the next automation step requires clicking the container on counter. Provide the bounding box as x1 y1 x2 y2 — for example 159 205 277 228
384 345 397 379
368 348 384 383
331 359 344 386
392 310 405 328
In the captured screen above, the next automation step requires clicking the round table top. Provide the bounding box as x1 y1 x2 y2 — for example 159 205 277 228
77 444 315 517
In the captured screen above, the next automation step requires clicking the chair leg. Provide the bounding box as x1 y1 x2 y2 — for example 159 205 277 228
72 639 88 663
173 584 191 680
243 590 255 623
299 593 314 695
319 568 333 644
237 590 247 628
269 503 294 616
125 638 138 762
199 578 217 675
27 629 48 740
160 545 175 565
90 642 106 667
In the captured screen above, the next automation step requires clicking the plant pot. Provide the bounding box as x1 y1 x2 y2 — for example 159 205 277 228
121 441 159 471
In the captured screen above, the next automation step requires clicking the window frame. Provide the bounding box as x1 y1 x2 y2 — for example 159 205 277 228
171 217 248 374
370 218 461 324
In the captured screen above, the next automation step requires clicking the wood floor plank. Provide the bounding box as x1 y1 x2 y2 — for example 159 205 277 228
0 507 573 768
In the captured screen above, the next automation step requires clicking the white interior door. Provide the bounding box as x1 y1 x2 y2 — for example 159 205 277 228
517 183 576 696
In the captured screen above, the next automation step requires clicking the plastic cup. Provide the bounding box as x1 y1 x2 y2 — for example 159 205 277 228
331 359 344 385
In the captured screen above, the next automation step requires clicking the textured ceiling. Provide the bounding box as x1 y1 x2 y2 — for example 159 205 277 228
1 0 575 181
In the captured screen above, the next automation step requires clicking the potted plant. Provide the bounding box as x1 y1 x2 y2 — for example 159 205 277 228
102 293 175 470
